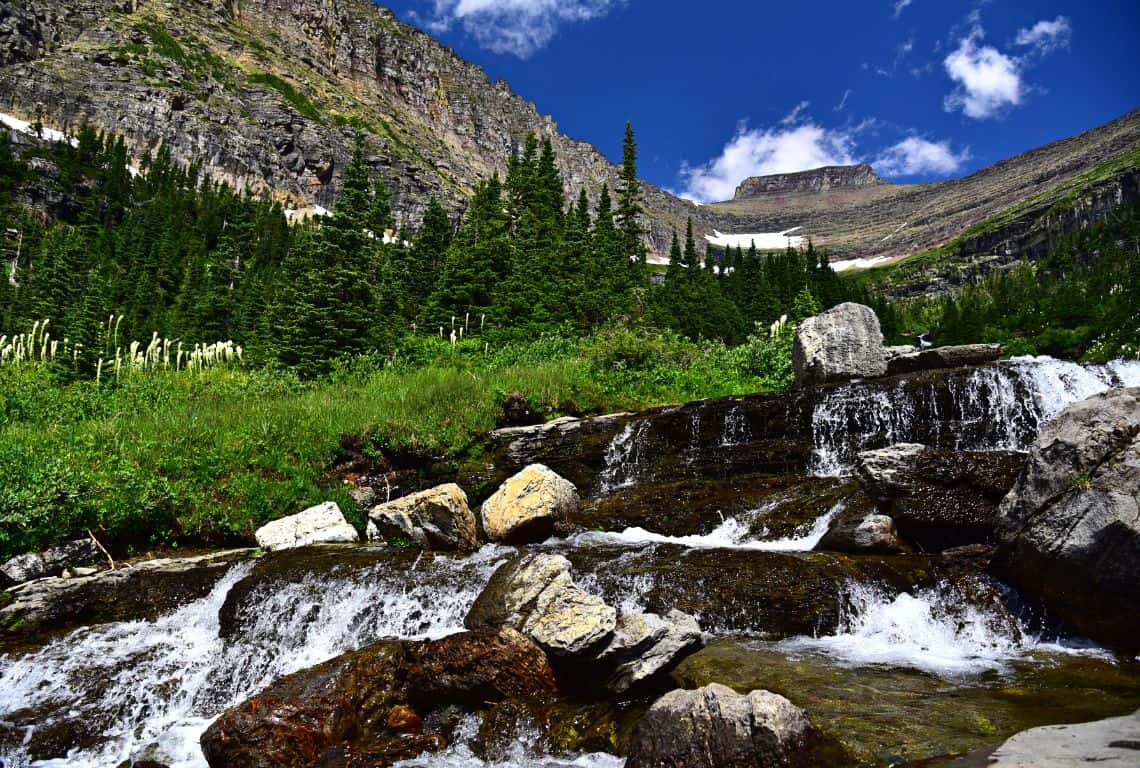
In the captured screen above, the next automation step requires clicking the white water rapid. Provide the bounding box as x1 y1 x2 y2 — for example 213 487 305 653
0 546 512 768
778 581 1110 679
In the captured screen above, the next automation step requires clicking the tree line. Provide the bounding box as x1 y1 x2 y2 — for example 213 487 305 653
0 123 860 377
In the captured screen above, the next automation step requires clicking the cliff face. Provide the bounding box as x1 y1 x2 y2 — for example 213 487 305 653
734 164 887 199
0 0 706 253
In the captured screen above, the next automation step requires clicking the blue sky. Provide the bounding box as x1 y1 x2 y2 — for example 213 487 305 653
385 1 1139 202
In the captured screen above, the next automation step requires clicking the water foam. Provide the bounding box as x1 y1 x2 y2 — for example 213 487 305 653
0 546 511 768
567 503 842 553
778 581 1110 678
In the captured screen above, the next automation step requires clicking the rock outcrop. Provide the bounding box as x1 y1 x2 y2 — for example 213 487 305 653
253 502 358 551
0 538 101 587
857 444 1025 551
792 302 887 387
200 628 558 768
592 609 704 695
886 343 1005 375
734 164 886 199
983 708 1140 767
367 483 477 551
465 553 615 656
626 683 819 768
480 464 579 544
996 387 1140 650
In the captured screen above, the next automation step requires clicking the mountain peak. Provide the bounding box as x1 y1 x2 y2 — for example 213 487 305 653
733 164 888 200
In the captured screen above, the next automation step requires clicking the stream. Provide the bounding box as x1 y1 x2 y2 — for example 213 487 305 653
2 356 1139 767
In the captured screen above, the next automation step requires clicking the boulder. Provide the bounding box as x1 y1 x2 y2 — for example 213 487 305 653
857 445 1025 551
592 609 704 695
0 538 102 587
367 483 478 551
886 343 1005 376
996 387 1140 650
480 464 579 544
253 502 358 551
817 512 902 554
984 709 1140 767
792 302 887 387
626 683 819 768
465 553 616 656
200 629 558 768
856 443 929 498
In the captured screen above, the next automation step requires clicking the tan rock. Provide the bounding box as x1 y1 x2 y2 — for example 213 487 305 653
481 464 578 544
368 483 477 551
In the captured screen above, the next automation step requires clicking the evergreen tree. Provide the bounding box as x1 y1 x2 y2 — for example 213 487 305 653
615 122 645 277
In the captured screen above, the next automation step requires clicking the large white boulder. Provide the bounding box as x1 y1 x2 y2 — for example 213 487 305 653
254 502 358 551
792 302 887 387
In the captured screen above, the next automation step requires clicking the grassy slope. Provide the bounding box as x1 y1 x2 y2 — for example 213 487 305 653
0 331 792 560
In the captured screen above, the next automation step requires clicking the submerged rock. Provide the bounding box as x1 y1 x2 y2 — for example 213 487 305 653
368 483 478 551
996 387 1140 651
465 552 616 656
0 538 102 587
200 628 558 768
253 502 358 551
626 683 819 768
593 609 704 695
481 464 579 543
792 302 887 387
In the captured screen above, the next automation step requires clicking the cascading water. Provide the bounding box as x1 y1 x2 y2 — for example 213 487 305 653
809 356 1140 476
778 581 1109 679
0 546 511 768
597 420 650 493
720 404 752 447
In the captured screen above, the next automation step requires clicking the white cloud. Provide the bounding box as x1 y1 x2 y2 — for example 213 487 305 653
893 0 913 19
424 0 619 58
677 118 857 203
874 136 970 176
781 100 811 125
1015 15 1071 55
834 89 853 111
943 26 1022 119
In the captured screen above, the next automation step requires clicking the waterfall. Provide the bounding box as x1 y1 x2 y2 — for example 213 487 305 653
597 420 650 494
809 357 1140 476
720 404 752 447
0 547 510 768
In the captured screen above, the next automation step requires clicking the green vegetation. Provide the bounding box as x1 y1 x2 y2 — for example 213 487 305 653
247 71 324 122
872 202 1140 359
0 329 792 560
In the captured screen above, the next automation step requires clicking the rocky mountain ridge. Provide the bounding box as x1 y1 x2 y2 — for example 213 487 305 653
734 164 887 199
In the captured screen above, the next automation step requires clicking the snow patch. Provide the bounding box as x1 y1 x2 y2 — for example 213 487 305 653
705 228 804 251
830 255 894 272
0 111 77 147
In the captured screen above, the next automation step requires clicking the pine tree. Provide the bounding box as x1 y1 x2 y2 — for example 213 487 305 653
615 122 645 275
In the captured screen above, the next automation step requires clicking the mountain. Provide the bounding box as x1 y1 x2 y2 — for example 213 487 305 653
0 0 703 255
0 0 1136 290
705 111 1140 294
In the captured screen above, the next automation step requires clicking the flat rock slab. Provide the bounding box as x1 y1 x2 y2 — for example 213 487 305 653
987 709 1140 766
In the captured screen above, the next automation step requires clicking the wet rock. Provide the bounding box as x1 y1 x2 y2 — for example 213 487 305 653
996 387 1140 651
626 683 820 768
200 629 558 768
253 501 358 551
480 464 579 544
465 552 616 656
0 550 251 653
0 538 102 587
792 302 887 387
856 443 930 497
857 445 1025 551
985 708 1140 767
368 483 478 551
886 343 1005 376
592 609 704 695
818 512 902 554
